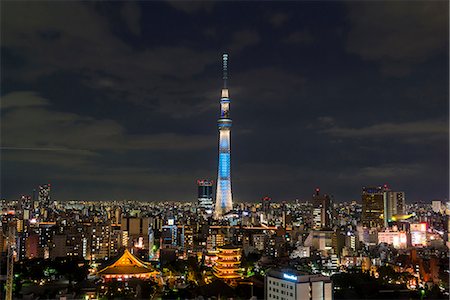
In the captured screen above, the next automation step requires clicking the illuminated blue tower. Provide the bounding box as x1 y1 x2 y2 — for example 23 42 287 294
214 54 233 218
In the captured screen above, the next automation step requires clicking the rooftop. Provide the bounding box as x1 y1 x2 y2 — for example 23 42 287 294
266 268 331 284
97 249 156 276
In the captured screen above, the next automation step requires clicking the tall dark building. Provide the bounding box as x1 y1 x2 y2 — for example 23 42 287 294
361 186 385 228
197 180 213 212
312 188 332 229
38 184 51 205
362 185 406 228
261 196 271 214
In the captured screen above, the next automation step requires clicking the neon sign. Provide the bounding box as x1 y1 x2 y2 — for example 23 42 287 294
283 273 298 281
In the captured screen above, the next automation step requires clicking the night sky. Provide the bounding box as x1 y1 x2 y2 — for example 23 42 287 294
1 1 448 203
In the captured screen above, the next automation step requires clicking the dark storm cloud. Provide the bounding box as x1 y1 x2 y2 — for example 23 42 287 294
229 30 261 53
166 1 214 14
1 1 448 202
269 12 289 28
121 2 142 36
323 119 447 142
283 30 313 45
346 1 448 77
2 91 215 151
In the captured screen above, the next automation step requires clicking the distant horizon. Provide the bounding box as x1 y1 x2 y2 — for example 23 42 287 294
2 189 446 204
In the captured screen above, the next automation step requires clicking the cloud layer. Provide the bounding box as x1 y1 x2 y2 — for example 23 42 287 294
1 1 448 202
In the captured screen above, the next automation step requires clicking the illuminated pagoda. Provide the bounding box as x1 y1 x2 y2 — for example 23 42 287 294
213 245 242 285
97 249 159 281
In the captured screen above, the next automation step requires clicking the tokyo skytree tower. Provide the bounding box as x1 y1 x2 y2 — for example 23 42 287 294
214 54 233 218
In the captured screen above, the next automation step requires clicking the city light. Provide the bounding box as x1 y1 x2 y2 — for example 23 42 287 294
0 2 447 300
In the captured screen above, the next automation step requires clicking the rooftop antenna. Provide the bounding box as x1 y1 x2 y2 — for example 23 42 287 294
222 53 228 89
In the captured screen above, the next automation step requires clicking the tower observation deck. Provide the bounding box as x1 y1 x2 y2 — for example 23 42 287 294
214 54 233 218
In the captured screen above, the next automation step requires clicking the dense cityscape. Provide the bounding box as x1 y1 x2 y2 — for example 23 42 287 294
1 1 449 299
0 183 449 299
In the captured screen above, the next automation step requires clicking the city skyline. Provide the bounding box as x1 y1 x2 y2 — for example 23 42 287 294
1 1 449 202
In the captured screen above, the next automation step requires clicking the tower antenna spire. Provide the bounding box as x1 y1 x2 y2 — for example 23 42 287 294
222 53 228 88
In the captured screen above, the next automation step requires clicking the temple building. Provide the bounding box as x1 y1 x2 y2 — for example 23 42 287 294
97 249 159 281
213 245 242 285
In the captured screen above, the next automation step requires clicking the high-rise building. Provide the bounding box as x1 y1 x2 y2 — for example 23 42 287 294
385 190 406 224
181 225 194 256
197 180 213 212
312 188 332 229
120 217 150 253
38 184 51 206
361 186 385 228
265 269 332 300
214 54 233 218
262 196 271 214
88 223 111 260
148 227 155 259
161 218 178 248
361 185 405 228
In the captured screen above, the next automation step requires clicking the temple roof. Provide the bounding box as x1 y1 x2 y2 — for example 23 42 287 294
218 244 241 250
97 249 155 276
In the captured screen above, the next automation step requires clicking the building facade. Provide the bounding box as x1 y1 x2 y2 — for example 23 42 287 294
197 180 214 212
312 188 333 230
265 269 332 300
385 191 406 223
361 186 385 228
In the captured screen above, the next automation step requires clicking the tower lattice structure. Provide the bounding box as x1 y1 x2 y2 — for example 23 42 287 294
214 53 233 218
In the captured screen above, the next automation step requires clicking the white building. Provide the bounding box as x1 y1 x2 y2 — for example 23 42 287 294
304 230 333 251
410 223 427 247
378 229 408 249
321 254 339 274
265 269 332 300
290 245 310 259
432 200 442 213
313 208 322 230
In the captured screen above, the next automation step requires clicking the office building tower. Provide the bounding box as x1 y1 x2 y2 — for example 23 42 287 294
38 184 51 206
88 223 111 260
148 227 155 259
385 191 406 224
181 225 194 256
197 180 214 212
120 217 150 252
20 195 32 211
312 188 332 229
215 54 233 218
262 196 271 214
109 225 122 258
265 269 332 300
161 218 178 248
361 186 385 228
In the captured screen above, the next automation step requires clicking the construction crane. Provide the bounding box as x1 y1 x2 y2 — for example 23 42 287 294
5 219 16 300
